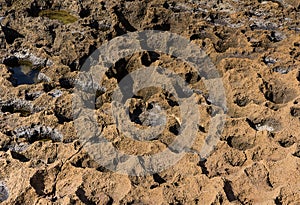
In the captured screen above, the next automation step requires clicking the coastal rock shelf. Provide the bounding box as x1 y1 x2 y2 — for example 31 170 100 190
0 0 299 204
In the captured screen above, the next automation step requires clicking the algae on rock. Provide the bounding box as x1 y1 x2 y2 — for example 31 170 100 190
39 10 78 24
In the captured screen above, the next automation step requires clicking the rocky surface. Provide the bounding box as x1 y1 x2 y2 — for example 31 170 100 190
0 0 299 204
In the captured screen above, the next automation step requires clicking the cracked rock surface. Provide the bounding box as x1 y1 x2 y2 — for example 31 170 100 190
0 0 299 204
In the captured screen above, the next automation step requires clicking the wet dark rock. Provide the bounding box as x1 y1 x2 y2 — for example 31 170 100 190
268 31 286 42
48 89 63 98
13 125 63 143
8 143 29 153
273 66 292 74
250 21 278 30
0 99 43 116
263 56 277 65
12 51 52 68
0 183 9 202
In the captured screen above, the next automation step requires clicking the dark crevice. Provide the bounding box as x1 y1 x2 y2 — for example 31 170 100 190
113 24 127 36
153 23 170 31
105 58 134 104
198 125 206 133
75 187 96 205
59 77 75 89
96 166 110 173
278 136 295 148
1 26 24 44
266 173 274 188
69 44 97 71
112 6 137 32
105 58 128 82
11 151 30 162
46 24 56 45
226 136 233 148
83 20 99 30
43 83 56 92
129 105 143 125
153 173 166 184
3 56 19 67
1 104 32 117
234 96 249 107
30 171 45 196
54 112 72 124
166 95 179 107
141 51 160 66
197 159 209 175
169 122 180 135
245 118 257 130
293 150 300 158
26 0 41 17
79 8 91 18
223 180 236 202
274 196 283 205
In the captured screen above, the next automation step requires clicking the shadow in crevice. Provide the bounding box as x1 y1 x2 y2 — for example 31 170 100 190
223 180 236 202
1 26 24 44
112 6 137 32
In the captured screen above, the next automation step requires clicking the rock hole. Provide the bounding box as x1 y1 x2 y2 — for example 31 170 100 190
152 173 166 184
197 159 209 175
153 23 170 31
79 8 90 18
274 196 283 205
169 121 180 135
26 1 41 17
76 188 94 204
10 151 30 162
1 26 24 44
293 149 300 158
278 136 296 148
290 107 300 117
223 180 236 202
260 81 297 104
30 171 45 196
141 51 160 66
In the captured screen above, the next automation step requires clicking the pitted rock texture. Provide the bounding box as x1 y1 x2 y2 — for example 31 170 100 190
0 0 299 204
